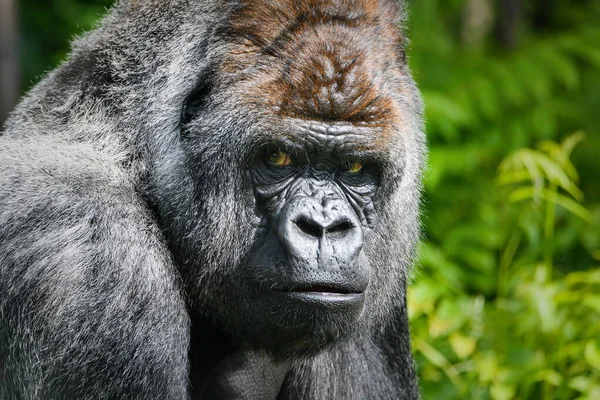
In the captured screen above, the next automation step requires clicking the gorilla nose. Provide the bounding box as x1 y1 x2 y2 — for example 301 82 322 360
278 197 364 271
294 215 355 238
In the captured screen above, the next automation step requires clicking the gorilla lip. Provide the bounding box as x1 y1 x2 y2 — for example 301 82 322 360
281 291 365 309
293 285 358 295
283 283 367 299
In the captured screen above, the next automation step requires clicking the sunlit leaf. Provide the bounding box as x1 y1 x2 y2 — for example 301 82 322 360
490 383 515 400
566 270 600 286
538 140 580 181
560 131 586 158
415 339 450 369
569 376 593 393
498 134 586 200
414 339 465 390
509 187 592 222
584 341 600 370
496 170 532 186
428 315 453 338
449 333 477 359
528 151 582 199
582 296 600 314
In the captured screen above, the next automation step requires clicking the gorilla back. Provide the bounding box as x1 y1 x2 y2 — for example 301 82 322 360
0 0 425 399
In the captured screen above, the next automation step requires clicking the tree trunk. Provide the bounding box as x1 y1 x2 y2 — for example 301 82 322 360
497 0 524 49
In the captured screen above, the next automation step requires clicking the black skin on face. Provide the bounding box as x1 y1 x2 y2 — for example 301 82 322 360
251 140 376 333
250 133 378 295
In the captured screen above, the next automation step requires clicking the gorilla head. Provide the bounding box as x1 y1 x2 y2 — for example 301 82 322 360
149 0 424 357
0 0 424 398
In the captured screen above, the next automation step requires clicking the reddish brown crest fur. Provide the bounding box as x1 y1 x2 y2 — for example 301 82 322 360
223 0 407 139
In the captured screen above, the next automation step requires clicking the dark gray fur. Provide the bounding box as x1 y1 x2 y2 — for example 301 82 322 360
0 0 425 398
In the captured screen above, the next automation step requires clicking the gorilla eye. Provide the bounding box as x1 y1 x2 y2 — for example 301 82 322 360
344 160 363 174
267 150 293 166
181 80 211 126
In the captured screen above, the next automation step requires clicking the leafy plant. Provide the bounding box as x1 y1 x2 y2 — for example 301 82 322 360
410 133 599 399
404 1 600 397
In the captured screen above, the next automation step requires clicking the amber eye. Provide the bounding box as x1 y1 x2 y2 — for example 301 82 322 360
267 150 293 166
345 160 363 174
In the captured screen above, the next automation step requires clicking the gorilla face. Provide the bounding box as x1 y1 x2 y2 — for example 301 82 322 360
244 132 377 352
151 0 424 358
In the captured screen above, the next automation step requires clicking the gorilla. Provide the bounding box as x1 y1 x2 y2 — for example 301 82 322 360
0 0 425 399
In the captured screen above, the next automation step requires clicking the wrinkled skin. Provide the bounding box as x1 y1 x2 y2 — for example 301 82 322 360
0 0 425 399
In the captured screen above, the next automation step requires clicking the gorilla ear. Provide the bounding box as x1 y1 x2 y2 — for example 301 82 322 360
181 79 212 127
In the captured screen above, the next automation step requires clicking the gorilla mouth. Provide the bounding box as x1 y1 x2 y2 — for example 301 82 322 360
278 285 366 310
293 285 358 295
266 283 366 310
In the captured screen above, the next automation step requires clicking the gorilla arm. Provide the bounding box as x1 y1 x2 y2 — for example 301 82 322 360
0 136 190 399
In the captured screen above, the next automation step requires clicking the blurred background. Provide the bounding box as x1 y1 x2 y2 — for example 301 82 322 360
1 0 599 398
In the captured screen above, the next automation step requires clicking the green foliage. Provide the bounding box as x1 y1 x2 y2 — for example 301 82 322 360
407 0 600 398
410 133 599 399
19 0 113 90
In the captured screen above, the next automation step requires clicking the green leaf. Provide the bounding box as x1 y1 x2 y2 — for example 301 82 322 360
584 341 600 370
560 131 586 158
566 270 600 286
531 369 564 386
528 151 582 199
537 45 580 90
582 295 600 314
509 187 592 222
490 383 516 400
415 339 451 368
569 376 593 393
496 170 532 186
449 333 477 359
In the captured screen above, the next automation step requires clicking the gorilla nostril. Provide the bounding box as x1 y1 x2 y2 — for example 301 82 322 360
294 216 324 237
327 219 354 234
294 216 355 238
